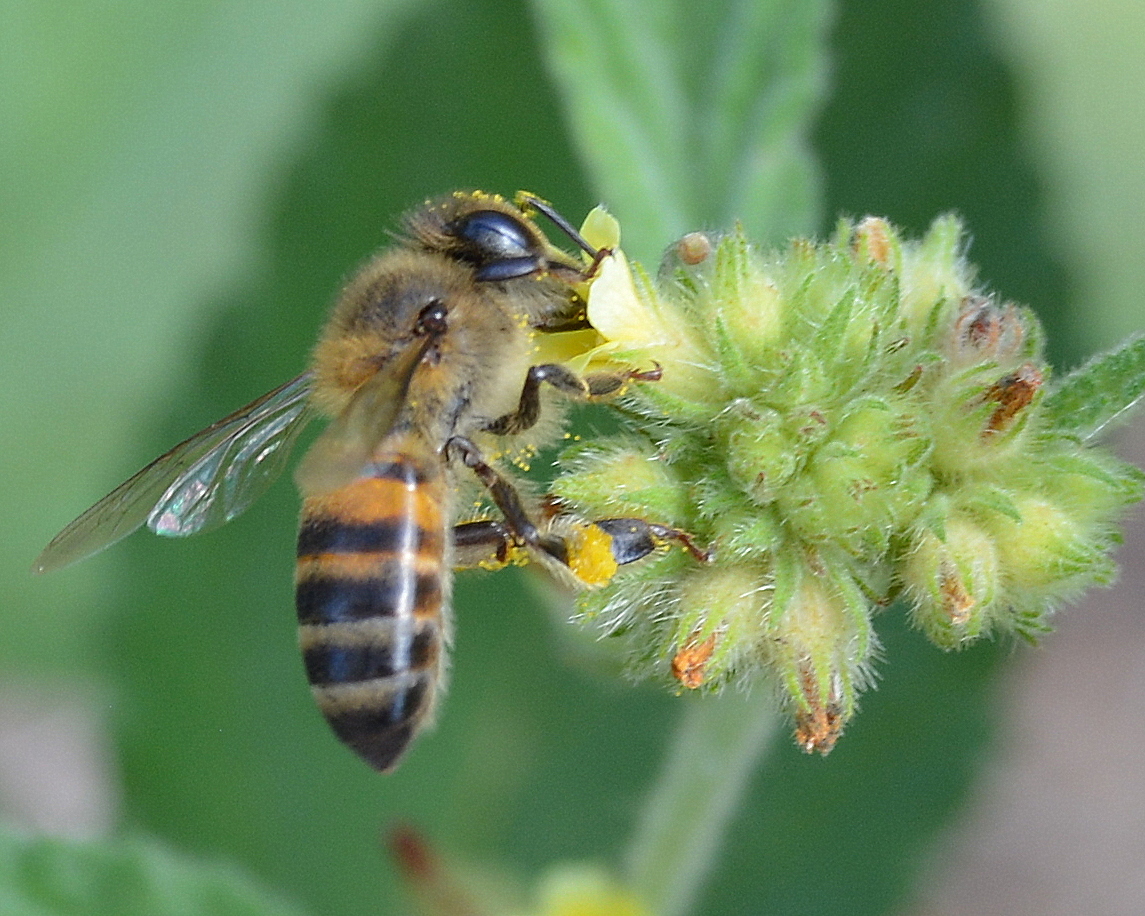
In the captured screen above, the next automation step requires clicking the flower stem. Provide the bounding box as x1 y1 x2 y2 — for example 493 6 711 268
623 693 782 916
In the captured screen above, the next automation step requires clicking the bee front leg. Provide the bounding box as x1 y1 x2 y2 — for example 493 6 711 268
483 363 662 436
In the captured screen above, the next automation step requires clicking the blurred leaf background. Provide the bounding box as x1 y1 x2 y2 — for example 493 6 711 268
2 0 1143 914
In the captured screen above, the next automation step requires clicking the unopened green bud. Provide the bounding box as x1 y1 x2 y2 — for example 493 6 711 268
780 400 932 557
903 514 1000 648
1034 447 1145 528
720 400 797 505
897 214 975 330
985 493 1112 602
707 232 786 376
766 570 873 755
554 441 689 527
673 564 771 688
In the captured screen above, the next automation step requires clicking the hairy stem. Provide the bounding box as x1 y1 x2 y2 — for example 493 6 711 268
624 693 782 916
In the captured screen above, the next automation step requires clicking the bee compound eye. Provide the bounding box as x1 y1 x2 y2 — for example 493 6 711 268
454 210 537 262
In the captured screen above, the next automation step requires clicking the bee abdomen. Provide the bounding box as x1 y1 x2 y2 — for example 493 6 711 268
299 624 442 772
295 456 449 772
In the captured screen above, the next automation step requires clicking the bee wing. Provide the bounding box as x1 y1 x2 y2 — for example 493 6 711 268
35 372 316 574
295 334 433 497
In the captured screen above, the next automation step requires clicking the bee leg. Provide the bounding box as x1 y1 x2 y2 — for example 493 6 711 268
445 437 706 578
530 309 592 333
453 508 709 579
583 362 663 396
590 518 711 565
451 515 641 574
483 363 662 436
445 436 569 564
482 365 586 436
452 518 517 570
554 515 710 586
452 513 709 583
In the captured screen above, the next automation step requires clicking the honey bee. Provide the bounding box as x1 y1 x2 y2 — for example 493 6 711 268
35 191 676 772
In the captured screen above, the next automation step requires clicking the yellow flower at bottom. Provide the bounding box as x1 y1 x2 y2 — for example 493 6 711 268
527 865 651 916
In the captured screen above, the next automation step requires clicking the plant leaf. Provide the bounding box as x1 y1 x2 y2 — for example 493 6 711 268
531 0 831 260
1044 334 1145 440
0 830 309 916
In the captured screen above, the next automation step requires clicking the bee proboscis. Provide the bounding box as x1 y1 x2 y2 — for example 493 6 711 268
35 191 686 772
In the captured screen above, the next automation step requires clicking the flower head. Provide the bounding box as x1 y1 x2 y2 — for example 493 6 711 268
551 214 1144 752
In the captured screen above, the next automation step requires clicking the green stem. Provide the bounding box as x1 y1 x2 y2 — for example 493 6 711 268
623 693 782 916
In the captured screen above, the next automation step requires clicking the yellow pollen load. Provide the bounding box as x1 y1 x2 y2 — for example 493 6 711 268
568 525 620 586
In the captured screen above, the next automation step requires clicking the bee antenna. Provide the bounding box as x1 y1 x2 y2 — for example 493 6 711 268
518 193 600 260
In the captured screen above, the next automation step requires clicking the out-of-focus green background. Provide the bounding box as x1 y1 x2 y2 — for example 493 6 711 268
3 0 1143 914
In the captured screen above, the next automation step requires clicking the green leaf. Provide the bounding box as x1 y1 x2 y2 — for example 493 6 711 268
0 831 308 916
1043 334 1145 440
531 0 831 260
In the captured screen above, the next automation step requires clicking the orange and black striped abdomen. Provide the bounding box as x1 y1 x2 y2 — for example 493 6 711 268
295 452 449 772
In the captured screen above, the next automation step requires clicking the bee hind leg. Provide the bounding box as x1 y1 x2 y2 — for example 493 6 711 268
452 518 517 570
445 436 569 563
445 437 710 582
590 517 710 565
451 511 708 586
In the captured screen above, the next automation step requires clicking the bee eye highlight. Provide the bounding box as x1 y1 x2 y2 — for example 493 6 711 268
453 210 535 262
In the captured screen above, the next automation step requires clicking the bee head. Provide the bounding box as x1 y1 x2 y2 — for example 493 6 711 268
406 191 587 284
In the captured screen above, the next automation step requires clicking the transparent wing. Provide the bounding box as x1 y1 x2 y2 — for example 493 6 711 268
294 332 433 497
35 372 316 574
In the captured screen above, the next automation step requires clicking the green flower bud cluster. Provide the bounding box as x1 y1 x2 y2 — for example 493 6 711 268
554 215 1144 753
